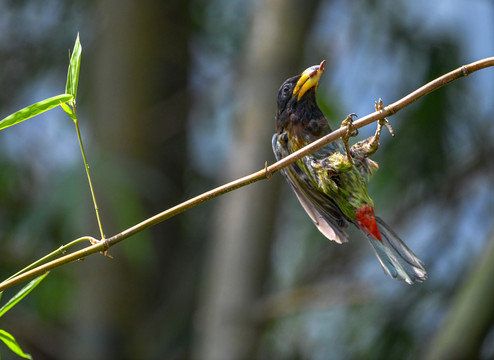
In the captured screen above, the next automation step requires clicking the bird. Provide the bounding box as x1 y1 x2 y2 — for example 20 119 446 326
272 60 427 284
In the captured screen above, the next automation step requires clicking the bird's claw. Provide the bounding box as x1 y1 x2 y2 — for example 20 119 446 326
375 98 394 137
354 98 394 158
340 113 358 165
341 113 359 137
346 99 396 161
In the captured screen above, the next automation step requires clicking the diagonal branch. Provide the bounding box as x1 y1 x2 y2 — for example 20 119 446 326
1 57 493 292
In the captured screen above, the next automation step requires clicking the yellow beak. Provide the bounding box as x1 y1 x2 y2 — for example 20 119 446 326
292 60 326 101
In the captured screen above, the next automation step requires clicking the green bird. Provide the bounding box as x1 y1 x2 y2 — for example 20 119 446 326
272 61 427 284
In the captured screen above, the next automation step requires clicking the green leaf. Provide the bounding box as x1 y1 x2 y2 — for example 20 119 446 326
65 33 82 100
59 101 77 121
0 273 49 318
0 329 32 359
0 94 73 131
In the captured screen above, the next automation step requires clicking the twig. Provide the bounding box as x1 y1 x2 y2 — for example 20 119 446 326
3 237 97 283
0 57 493 292
72 102 105 239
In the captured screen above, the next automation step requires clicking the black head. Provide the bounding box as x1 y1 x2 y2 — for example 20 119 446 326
275 61 326 134
276 75 300 119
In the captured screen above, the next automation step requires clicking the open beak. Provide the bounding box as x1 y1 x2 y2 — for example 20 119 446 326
292 60 326 101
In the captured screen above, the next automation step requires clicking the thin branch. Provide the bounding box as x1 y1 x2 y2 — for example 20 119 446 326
1 57 493 292
72 103 105 240
3 237 96 283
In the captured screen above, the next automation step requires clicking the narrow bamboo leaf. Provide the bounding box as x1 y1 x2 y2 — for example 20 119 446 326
65 33 82 100
0 330 32 359
0 94 73 131
59 101 76 121
0 273 49 318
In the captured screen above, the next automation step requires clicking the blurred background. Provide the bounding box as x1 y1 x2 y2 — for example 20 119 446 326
0 0 493 359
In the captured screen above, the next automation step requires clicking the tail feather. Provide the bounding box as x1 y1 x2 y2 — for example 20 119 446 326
367 217 427 284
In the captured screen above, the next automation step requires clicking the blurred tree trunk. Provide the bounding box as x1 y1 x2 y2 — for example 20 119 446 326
193 0 322 359
69 0 191 359
424 227 494 360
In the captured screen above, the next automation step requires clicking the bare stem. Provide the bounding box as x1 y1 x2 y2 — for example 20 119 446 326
0 57 493 292
72 103 105 240
4 237 97 283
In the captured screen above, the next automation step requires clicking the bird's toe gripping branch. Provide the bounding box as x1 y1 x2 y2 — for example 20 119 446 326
340 113 359 165
350 98 395 160
374 98 394 137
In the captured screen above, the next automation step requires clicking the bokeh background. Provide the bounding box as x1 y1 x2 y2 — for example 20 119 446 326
1 0 494 359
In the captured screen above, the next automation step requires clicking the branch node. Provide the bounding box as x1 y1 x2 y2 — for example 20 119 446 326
264 161 272 180
86 237 98 244
89 237 113 258
101 238 113 258
461 65 469 77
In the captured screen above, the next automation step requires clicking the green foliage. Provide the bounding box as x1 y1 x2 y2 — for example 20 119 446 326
65 33 82 101
0 33 81 131
0 274 48 318
0 330 32 359
0 33 84 359
0 94 73 131
0 273 49 359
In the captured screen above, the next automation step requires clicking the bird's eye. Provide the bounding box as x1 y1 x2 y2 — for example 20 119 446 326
283 85 290 94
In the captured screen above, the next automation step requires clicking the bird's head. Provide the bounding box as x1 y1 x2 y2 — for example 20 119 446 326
276 60 326 132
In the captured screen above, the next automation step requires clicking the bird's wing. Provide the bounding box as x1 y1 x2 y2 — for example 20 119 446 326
272 134 349 244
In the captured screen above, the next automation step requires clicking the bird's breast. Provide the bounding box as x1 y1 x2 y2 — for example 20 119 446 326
284 116 329 151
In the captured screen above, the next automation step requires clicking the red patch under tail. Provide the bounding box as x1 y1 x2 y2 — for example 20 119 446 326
356 205 382 241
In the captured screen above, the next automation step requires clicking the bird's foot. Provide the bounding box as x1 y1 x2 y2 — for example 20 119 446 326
374 98 394 138
350 99 394 159
340 113 358 165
